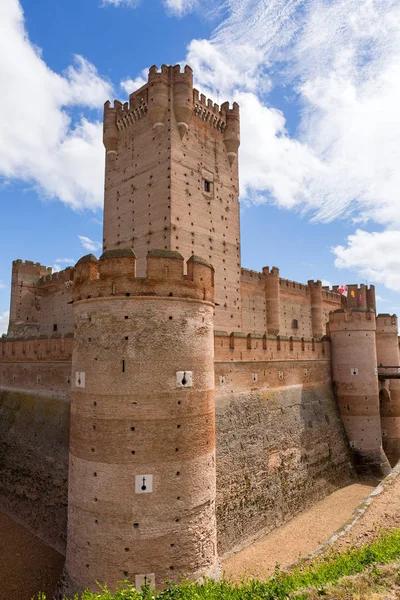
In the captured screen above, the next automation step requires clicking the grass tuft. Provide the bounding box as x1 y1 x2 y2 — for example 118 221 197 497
33 529 400 600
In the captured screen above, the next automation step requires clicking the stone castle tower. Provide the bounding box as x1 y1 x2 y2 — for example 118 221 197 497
328 304 391 478
64 250 219 593
102 64 241 331
63 64 229 594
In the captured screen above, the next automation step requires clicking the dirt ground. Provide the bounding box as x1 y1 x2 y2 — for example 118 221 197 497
331 472 400 552
0 511 64 600
1 473 399 599
222 482 376 581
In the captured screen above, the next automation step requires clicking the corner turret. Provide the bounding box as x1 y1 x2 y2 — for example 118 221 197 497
221 102 240 166
328 309 390 477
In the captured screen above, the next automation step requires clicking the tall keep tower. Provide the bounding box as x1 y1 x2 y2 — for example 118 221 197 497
102 65 241 331
64 250 219 594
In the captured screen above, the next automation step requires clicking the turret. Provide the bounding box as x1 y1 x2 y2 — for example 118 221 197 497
103 101 120 154
328 309 390 477
308 280 323 339
221 102 240 166
376 314 400 466
63 249 219 595
173 65 194 139
147 65 169 132
263 266 280 336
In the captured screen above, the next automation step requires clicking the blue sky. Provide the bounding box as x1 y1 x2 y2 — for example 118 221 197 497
1 0 400 333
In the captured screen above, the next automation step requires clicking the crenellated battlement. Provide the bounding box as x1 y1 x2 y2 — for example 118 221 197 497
38 267 74 287
241 268 263 283
12 259 51 276
376 313 398 331
0 335 73 362
327 308 376 335
322 289 343 302
279 277 309 295
73 249 215 304
214 329 330 362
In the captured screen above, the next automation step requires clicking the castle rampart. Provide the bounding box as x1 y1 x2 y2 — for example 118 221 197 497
1 62 397 595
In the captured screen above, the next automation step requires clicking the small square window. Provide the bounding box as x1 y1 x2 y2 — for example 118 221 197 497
204 180 211 193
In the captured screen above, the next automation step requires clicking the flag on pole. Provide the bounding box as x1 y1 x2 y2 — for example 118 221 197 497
338 285 348 297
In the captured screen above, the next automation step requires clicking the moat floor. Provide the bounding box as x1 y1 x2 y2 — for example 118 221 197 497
0 511 64 600
222 482 375 581
0 481 380 599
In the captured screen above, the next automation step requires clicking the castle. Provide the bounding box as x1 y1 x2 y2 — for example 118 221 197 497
1 64 399 596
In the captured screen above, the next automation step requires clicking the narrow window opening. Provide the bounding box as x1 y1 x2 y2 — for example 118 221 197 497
122 360 125 373
53 324 58 332
133 523 139 529
204 180 211 193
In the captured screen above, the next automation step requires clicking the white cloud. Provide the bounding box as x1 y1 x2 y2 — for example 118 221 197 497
0 0 113 211
0 281 7 289
0 310 9 336
55 258 75 264
186 0 400 291
120 70 148 96
321 280 331 288
79 235 102 252
163 0 198 16
101 0 140 6
333 230 400 292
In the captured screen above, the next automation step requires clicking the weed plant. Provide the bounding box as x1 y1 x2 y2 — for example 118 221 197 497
34 528 400 600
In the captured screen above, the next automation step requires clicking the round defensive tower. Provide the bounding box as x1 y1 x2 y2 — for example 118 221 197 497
328 308 391 478
64 249 219 594
308 280 323 339
376 314 400 466
263 266 280 336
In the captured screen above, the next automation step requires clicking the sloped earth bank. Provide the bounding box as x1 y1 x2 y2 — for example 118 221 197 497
1 473 399 600
222 482 376 581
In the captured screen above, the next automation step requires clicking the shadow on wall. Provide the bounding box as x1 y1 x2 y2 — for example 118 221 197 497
215 382 356 557
0 390 69 554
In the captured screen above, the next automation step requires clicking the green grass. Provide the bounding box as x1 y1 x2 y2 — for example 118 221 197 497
35 529 400 600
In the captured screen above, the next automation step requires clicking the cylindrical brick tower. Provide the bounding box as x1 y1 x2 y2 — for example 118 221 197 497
63 249 219 594
328 308 391 478
376 314 400 466
308 280 323 339
264 267 280 336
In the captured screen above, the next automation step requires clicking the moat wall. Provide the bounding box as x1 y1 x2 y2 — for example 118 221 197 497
0 388 69 553
0 338 355 558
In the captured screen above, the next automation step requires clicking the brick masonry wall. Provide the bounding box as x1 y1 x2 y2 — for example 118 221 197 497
0 333 355 562
214 363 355 555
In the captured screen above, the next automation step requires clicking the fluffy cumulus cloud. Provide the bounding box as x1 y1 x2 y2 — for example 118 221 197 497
185 0 400 289
120 70 148 97
0 311 9 336
0 0 113 211
79 236 102 252
333 230 400 292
